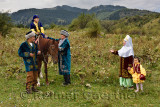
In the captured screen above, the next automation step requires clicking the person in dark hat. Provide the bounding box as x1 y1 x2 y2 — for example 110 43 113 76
18 31 41 94
30 15 46 38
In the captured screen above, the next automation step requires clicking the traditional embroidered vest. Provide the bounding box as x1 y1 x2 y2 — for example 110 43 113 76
133 64 141 74
33 22 41 33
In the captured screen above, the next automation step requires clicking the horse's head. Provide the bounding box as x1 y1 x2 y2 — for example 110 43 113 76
48 39 59 64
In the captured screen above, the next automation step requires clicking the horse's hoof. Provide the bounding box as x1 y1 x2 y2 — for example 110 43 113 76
37 83 40 87
46 82 49 86
40 73 43 78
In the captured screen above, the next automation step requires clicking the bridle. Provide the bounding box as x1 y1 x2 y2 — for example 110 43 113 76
37 35 58 64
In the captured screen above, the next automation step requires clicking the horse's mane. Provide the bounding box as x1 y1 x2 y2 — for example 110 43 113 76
38 36 54 52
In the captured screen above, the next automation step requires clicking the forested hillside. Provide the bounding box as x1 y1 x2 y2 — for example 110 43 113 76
11 5 156 26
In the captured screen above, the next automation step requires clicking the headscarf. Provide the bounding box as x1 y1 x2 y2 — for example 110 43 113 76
118 35 134 57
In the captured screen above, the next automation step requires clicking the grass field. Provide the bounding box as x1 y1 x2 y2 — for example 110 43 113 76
0 28 160 107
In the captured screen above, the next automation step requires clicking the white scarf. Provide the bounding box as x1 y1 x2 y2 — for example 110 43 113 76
58 38 67 47
118 35 134 57
29 43 33 47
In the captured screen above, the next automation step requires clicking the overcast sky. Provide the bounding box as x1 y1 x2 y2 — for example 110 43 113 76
0 0 160 13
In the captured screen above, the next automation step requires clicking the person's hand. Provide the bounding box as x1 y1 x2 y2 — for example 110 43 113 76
110 50 114 53
30 53 34 57
45 35 48 38
36 32 39 35
38 51 41 55
128 67 131 70
35 39 38 44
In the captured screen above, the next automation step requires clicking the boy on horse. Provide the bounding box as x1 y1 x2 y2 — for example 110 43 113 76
18 31 41 94
30 15 46 38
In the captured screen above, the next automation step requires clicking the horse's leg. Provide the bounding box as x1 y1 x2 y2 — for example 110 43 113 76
37 59 42 87
40 70 43 78
44 57 49 85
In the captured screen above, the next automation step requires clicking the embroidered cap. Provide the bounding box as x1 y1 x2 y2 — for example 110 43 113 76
25 31 35 40
60 30 69 37
33 15 39 20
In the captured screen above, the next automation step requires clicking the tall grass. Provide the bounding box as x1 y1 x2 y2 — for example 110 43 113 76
0 28 160 106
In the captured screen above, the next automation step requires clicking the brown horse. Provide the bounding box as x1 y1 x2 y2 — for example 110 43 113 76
37 36 59 86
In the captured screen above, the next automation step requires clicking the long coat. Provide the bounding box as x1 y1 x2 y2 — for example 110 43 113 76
58 39 71 75
112 51 133 78
18 41 39 72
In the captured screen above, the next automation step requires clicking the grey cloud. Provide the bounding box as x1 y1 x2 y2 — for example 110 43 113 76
113 0 160 12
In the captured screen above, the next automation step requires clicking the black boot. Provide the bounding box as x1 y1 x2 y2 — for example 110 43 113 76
67 74 71 84
63 74 71 85
63 75 68 85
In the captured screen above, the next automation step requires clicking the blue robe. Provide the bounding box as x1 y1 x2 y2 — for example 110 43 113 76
47 37 71 75
58 39 71 75
18 41 39 72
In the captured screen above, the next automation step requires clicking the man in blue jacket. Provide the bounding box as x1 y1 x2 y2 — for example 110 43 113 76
18 31 41 94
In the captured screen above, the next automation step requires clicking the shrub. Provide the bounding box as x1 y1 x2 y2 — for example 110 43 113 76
0 12 13 37
49 22 56 29
100 14 160 36
85 19 101 38
100 20 117 33
69 13 95 31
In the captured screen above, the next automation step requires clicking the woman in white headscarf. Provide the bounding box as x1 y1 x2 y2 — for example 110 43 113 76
110 35 134 88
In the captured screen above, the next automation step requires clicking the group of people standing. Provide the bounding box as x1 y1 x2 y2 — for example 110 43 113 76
18 15 146 94
18 15 71 94
110 35 146 92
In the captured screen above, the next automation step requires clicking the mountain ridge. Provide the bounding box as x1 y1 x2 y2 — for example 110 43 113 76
11 5 158 26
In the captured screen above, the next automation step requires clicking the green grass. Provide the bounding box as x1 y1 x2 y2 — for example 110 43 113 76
0 28 160 107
